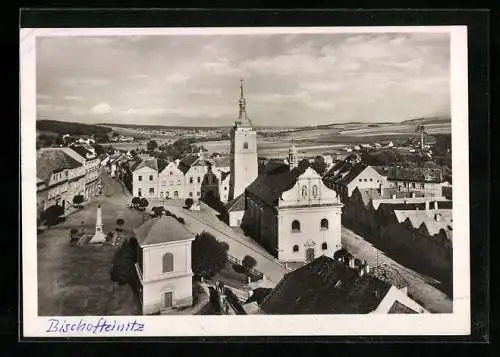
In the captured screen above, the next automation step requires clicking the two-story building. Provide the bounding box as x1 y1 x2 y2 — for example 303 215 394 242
132 158 159 199
158 161 185 200
68 145 101 200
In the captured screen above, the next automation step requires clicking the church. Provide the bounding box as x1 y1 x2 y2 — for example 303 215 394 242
225 79 344 264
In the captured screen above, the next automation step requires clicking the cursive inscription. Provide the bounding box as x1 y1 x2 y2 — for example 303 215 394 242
46 318 144 334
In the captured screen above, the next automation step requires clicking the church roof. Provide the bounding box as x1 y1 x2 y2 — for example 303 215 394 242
226 193 245 212
133 216 194 247
246 163 309 206
260 256 392 314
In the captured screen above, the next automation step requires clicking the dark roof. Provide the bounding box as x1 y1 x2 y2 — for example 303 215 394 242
388 300 418 314
337 163 368 185
260 256 392 314
178 154 199 174
246 164 308 206
133 216 194 246
220 170 230 181
376 200 453 213
37 149 82 182
157 159 169 173
245 288 273 305
133 158 158 172
226 193 245 212
69 145 94 159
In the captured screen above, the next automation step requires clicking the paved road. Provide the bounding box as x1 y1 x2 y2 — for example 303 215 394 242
341 227 453 313
161 201 288 286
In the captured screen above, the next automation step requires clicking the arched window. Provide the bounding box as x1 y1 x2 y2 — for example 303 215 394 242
301 185 308 199
189 177 193 184
243 142 249 149
321 218 329 230
312 185 318 198
321 242 328 250
197 176 201 183
293 245 299 252
291 220 301 232
162 252 174 273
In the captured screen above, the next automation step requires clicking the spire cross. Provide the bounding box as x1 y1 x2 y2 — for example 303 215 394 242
238 78 248 120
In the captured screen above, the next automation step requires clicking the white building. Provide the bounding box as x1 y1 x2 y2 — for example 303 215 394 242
241 141 344 264
132 215 195 315
132 158 159 199
228 79 258 202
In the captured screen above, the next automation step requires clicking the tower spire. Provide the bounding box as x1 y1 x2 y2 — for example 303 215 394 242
288 136 298 170
238 78 247 121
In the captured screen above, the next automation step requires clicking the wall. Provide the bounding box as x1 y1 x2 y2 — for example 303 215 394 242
277 205 342 262
142 274 193 314
142 241 192 282
158 163 185 199
229 210 245 227
346 166 387 197
184 165 207 200
388 180 444 197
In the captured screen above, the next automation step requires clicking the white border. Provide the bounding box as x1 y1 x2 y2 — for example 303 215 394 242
20 26 470 337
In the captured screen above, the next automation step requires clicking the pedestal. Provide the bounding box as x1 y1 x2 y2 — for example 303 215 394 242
89 230 106 244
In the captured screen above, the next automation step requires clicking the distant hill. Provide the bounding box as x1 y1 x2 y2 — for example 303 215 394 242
400 117 451 125
37 120 112 136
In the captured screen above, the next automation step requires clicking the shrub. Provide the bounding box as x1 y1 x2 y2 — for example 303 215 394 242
192 231 228 279
41 205 65 226
139 198 149 210
232 264 246 274
242 255 257 271
131 197 141 208
185 198 194 209
72 194 84 208
177 217 185 225
109 239 138 285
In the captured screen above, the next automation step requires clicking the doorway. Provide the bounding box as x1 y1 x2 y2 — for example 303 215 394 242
306 248 315 262
163 291 173 308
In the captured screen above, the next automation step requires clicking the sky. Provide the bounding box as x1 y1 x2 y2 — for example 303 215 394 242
36 32 451 127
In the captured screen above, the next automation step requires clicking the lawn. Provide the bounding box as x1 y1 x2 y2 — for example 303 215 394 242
38 240 140 316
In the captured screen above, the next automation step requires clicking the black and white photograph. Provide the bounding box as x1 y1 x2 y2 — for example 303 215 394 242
20 25 470 337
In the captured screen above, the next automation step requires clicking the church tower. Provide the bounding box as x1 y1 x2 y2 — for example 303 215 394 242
228 79 258 201
288 136 298 170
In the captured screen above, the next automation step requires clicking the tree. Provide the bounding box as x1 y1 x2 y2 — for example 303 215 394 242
185 198 194 209
297 158 310 171
139 198 149 211
151 206 165 217
41 205 64 226
109 239 137 285
147 140 158 151
242 255 257 272
311 156 327 175
191 231 228 278
177 217 185 225
131 197 141 209
72 194 84 208
116 218 125 232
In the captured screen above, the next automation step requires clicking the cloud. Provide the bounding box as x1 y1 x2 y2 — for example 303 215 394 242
61 77 111 87
165 74 190 83
64 95 86 101
91 102 113 114
121 108 167 116
129 74 150 79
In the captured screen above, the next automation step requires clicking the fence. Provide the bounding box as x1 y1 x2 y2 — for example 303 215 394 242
226 253 264 281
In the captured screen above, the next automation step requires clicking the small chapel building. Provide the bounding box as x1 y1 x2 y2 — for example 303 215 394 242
131 214 195 315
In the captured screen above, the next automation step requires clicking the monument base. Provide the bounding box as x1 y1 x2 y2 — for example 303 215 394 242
89 231 107 244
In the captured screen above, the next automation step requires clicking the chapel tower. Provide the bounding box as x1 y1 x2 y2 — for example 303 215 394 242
288 136 298 170
228 79 258 201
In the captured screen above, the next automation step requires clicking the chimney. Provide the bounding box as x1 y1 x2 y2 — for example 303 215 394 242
425 200 430 211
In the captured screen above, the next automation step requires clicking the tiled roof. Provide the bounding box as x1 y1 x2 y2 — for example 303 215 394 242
133 216 194 246
369 264 409 289
133 158 158 172
246 163 309 206
178 154 215 174
337 163 368 185
69 145 94 159
226 193 245 212
393 209 453 240
374 166 444 183
372 197 452 210
260 256 392 314
37 149 82 182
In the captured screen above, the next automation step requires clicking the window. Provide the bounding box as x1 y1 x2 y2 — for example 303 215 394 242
138 188 142 197
301 185 308 199
243 142 248 149
364 178 367 182
293 245 299 252
189 177 193 184
369 178 373 182
162 253 174 273
359 178 362 182
138 175 142 181
169 171 173 176
174 191 179 198
376 180 380 183
321 242 328 250
166 191 170 198
177 180 181 185
197 191 200 197
420 182 425 189
197 177 201 183
224 186 227 191
321 218 329 230
169 181 174 186
291 220 301 232
411 182 416 189
189 192 193 197
149 175 153 181
312 185 318 198
149 188 154 195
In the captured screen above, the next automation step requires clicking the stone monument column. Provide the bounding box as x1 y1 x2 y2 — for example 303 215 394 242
89 204 106 244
